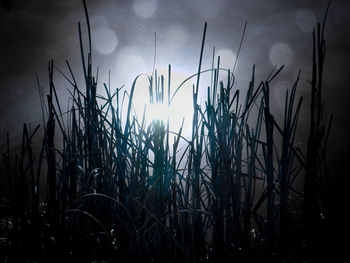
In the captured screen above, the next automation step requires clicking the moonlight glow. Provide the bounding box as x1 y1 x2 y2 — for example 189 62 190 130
132 68 194 139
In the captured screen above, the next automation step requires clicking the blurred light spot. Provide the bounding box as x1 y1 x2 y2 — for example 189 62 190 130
269 43 294 67
115 46 147 85
132 68 194 139
93 27 118 55
164 24 189 49
296 9 317 33
133 0 157 18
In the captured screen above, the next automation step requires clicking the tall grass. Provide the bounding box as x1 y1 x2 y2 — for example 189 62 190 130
0 1 335 262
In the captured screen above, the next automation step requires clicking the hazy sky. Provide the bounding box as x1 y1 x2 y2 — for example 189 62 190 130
0 0 349 164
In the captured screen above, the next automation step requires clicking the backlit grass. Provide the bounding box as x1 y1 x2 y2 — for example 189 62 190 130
0 1 339 262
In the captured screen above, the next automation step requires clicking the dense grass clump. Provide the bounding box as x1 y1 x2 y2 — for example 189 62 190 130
1 2 341 262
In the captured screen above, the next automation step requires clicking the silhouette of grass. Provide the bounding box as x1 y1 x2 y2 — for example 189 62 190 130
1 1 341 262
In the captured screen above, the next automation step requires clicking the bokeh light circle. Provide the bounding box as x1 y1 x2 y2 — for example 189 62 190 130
296 9 317 33
93 27 118 55
269 43 294 67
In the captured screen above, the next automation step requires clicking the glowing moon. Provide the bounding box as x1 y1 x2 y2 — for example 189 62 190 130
131 68 194 139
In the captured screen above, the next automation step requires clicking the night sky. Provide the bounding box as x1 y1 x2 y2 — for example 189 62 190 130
0 0 349 166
